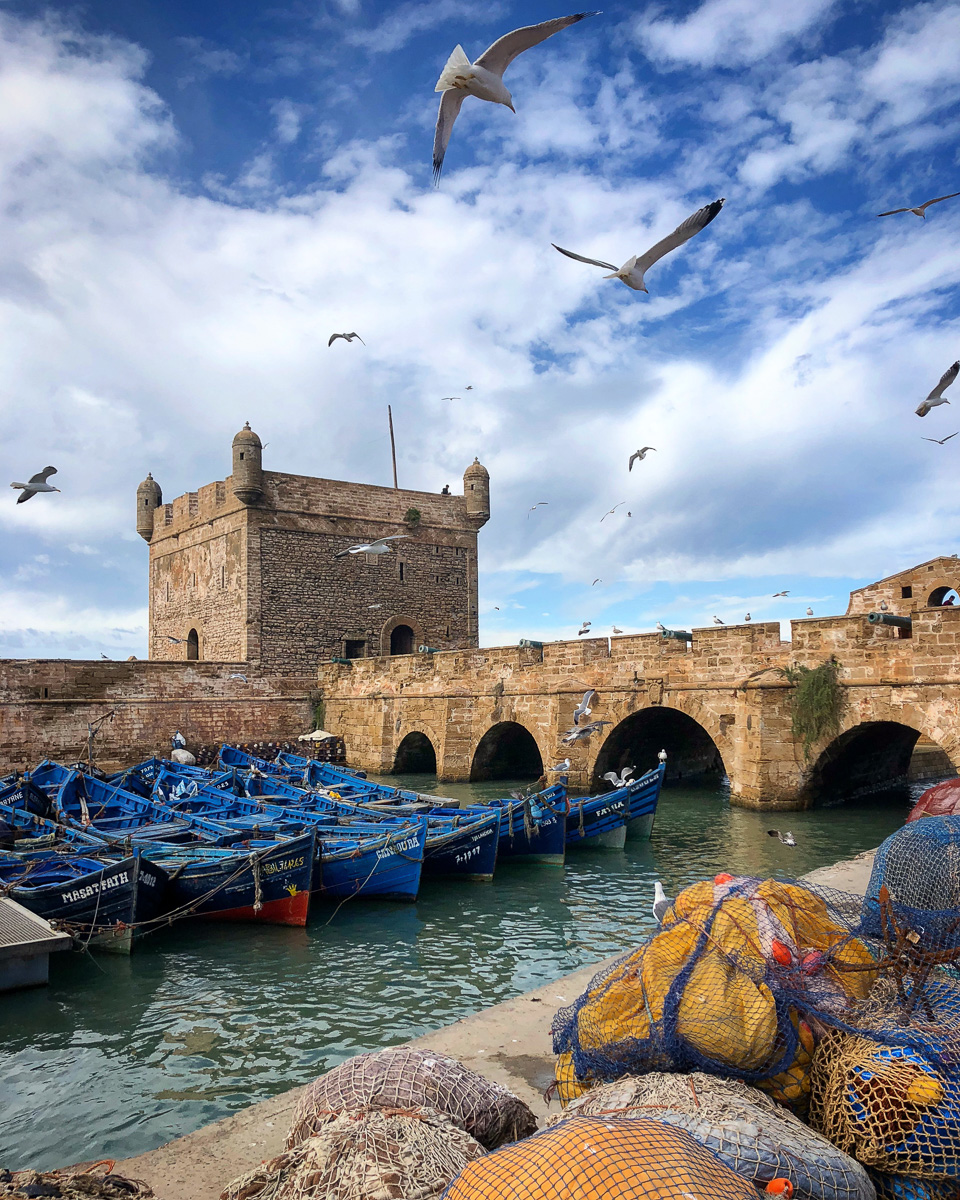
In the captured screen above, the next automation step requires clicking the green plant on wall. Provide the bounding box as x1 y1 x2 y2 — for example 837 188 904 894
311 698 326 730
782 657 846 757
404 507 422 526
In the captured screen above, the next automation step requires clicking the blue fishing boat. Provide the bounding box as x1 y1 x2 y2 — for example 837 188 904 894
621 764 665 839
0 850 168 954
489 786 567 865
315 820 427 901
565 789 629 849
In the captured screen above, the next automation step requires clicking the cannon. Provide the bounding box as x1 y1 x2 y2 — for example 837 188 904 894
519 639 544 649
418 645 439 654
329 656 353 665
660 629 693 643
867 612 912 630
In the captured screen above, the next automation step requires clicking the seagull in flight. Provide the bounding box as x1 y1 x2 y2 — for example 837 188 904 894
229 673 247 682
573 689 596 725
772 590 789 597
335 535 409 558
878 191 960 218
601 502 625 521
553 199 725 293
328 332 364 346
527 501 548 518
602 767 634 789
561 719 611 744
923 432 959 444
432 12 600 183
629 447 656 470
592 578 602 586
440 396 461 402
652 881 672 925
464 385 474 390
11 466 59 504
712 615 724 625
768 829 797 846
577 621 591 636
166 635 185 644
917 361 959 417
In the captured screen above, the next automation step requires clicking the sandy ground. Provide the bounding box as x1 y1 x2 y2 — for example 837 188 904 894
113 851 877 1199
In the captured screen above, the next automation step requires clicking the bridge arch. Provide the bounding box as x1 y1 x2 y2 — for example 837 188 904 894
470 720 544 782
393 730 437 774
803 718 956 805
592 705 726 789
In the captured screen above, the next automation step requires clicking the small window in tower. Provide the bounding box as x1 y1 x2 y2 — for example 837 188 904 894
239 452 245 460
902 586 913 599
345 639 366 659
433 545 440 554
220 565 225 588
399 561 405 583
187 628 199 660
144 498 149 507
165 582 170 602
470 484 475 490
40 687 49 700
445 625 450 638
432 573 440 584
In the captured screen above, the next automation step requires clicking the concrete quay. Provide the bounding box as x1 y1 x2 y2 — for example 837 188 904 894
114 850 877 1200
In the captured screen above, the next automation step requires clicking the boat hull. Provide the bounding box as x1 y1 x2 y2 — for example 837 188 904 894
624 765 666 841
423 813 499 880
566 793 628 849
316 823 426 901
496 802 566 866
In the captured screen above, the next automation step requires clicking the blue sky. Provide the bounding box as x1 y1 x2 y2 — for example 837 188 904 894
0 0 958 657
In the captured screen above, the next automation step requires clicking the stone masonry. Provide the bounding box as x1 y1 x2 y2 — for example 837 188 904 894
316 557 960 811
138 425 490 674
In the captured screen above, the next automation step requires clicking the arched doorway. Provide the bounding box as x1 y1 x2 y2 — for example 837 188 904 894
390 624 415 655
803 720 930 804
928 586 959 607
470 722 543 781
394 731 437 774
593 707 724 788
186 628 199 660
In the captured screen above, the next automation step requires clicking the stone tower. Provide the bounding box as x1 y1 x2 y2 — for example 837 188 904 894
136 472 162 542
142 431 490 672
232 422 264 505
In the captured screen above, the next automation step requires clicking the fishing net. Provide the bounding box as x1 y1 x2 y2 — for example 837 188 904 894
223 1107 484 1200
440 1114 758 1199
863 819 960 950
546 1071 873 1200
287 1048 536 1150
870 1174 960 1199
0 1169 154 1200
552 876 879 1110
808 975 960 1181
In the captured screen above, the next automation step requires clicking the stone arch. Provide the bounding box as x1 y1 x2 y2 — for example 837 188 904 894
393 731 437 774
470 720 544 782
802 717 956 805
186 628 199 661
927 585 959 607
592 705 726 789
380 615 422 657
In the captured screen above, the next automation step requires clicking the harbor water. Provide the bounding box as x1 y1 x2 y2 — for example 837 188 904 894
0 773 925 1171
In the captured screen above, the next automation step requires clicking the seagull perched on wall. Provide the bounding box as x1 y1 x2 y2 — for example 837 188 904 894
335 535 409 558
553 199 725 293
744 613 751 622
548 758 571 773
328 332 364 346
612 625 623 634
806 606 814 616
916 361 959 417
432 12 599 183
629 447 656 470
11 466 59 504
652 881 672 925
656 621 667 632
768 829 797 846
712 616 724 625
878 191 960 218
573 689 596 725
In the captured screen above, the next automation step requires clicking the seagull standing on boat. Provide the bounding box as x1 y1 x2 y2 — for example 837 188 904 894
10 466 59 504
916 361 959 417
652 881 672 925
335 535 409 558
768 830 797 846
553 199 725 293
432 12 600 183
629 448 656 470
573 689 596 725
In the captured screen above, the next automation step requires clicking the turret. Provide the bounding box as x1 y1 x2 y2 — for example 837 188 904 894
463 457 490 526
136 472 162 542
232 422 263 505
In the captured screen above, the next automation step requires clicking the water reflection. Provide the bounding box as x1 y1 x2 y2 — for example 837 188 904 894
0 775 923 1170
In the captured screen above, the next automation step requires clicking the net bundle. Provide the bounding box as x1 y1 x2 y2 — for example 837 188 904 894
440 1115 759 1200
552 875 879 1110
287 1048 536 1151
223 1107 485 1200
0 1170 154 1200
870 1173 960 1199
546 1071 874 1200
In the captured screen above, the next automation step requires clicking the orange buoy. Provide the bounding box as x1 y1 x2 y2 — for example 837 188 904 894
714 872 735 884
765 1180 794 1198
771 939 793 966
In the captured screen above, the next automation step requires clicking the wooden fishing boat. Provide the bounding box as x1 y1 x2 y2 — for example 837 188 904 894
489 786 567 865
565 790 629 849
621 764 665 840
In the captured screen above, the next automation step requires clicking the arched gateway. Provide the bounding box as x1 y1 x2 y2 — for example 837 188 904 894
593 707 725 789
470 721 543 782
393 731 437 774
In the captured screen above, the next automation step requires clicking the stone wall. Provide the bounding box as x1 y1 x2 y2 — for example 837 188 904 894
316 604 960 810
0 660 314 773
846 555 960 615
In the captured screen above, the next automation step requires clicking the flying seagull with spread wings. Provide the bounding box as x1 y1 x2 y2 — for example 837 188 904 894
601 502 625 522
527 501 548 518
629 447 656 470
573 689 596 725
432 12 599 183
923 432 959 444
328 332 365 347
11 466 59 504
878 191 960 219
917 361 959 417
553 199 725 293
335 535 409 558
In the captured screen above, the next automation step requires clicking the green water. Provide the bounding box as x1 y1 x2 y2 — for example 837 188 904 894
0 775 921 1170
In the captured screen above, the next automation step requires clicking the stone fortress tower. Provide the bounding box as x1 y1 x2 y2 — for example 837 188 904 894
137 425 490 674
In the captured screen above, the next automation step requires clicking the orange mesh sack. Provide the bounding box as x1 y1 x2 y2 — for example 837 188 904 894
546 1071 874 1200
224 1107 485 1200
441 1115 758 1200
287 1047 535 1149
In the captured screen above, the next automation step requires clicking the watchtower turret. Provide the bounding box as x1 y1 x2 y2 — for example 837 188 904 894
463 458 490 526
232 422 263 505
136 472 162 542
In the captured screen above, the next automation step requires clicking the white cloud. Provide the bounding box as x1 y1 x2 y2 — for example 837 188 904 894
271 98 302 145
345 0 505 54
636 0 839 68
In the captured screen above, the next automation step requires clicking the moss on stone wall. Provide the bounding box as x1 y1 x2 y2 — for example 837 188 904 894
782 657 846 758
